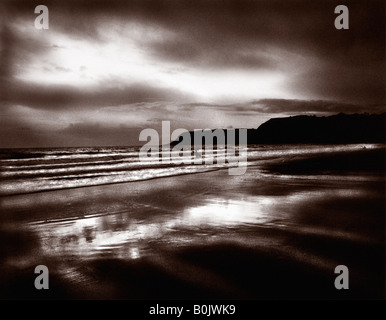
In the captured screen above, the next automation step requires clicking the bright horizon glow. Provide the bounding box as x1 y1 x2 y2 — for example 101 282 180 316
13 19 297 102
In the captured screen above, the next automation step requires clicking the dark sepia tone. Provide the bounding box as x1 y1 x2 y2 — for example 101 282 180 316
0 0 384 299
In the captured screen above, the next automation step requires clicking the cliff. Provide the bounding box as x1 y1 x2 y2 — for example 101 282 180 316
171 113 386 145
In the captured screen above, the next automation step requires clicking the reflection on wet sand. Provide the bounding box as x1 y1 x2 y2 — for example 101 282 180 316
0 156 384 299
28 187 372 266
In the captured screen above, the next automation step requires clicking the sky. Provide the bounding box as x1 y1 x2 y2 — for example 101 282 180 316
0 0 384 147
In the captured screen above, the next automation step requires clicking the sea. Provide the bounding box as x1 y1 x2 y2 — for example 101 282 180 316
0 144 381 196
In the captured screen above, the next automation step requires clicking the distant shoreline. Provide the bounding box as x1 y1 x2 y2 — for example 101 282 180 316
171 113 386 146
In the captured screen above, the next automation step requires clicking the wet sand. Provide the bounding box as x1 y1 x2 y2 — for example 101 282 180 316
0 149 384 299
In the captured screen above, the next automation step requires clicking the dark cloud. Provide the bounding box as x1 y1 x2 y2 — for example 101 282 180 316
181 99 385 116
252 99 385 115
146 36 278 70
3 81 193 110
0 112 142 147
0 24 13 83
2 0 385 105
0 11 54 96
289 61 385 105
1 97 383 148
0 110 50 148
1 0 384 148
5 0 384 59
0 13 20 102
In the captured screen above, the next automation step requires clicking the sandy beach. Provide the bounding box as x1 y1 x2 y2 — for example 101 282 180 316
0 148 384 299
1 0 385 304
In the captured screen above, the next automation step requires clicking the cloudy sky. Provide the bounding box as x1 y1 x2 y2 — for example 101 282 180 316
0 0 384 147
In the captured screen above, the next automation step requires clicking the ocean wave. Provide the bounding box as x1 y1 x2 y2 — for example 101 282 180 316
0 144 383 196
